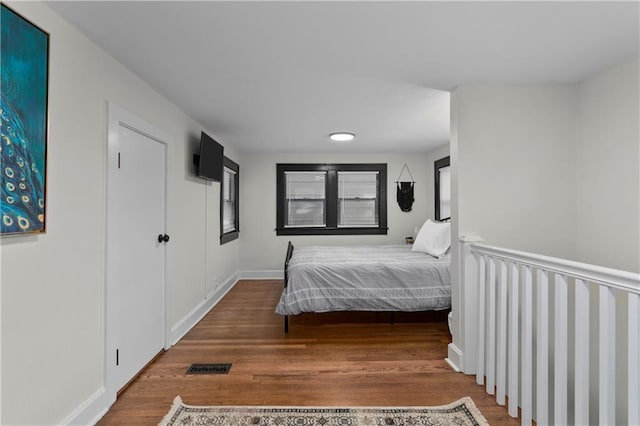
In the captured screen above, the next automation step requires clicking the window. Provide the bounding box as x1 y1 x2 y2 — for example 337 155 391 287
338 171 379 227
285 171 326 227
276 163 387 235
434 156 450 221
220 156 239 244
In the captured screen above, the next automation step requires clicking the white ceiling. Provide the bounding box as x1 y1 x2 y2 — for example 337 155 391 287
49 1 639 153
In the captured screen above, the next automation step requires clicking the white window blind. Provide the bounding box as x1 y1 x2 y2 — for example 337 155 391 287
338 171 378 227
285 171 326 227
223 166 236 233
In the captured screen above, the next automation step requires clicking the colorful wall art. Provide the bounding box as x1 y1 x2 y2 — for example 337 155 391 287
1 4 49 235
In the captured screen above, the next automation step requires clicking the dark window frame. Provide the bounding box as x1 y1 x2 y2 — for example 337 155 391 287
220 156 239 244
276 163 388 236
434 156 450 221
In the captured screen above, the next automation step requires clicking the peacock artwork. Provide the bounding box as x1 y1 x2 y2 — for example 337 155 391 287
1 4 49 235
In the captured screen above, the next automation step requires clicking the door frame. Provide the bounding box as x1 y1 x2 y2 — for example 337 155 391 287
105 102 170 404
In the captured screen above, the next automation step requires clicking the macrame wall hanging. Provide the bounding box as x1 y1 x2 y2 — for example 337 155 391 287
396 163 415 212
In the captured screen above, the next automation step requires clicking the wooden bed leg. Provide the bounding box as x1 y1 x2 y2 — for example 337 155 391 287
284 315 289 333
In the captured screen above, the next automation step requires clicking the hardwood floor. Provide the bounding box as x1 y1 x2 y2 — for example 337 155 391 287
97 280 518 425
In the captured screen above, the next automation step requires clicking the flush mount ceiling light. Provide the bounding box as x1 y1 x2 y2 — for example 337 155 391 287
329 132 355 142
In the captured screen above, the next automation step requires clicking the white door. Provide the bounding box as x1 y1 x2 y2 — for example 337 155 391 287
106 104 167 396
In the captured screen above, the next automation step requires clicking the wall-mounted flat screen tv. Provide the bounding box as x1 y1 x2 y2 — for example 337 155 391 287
194 131 224 182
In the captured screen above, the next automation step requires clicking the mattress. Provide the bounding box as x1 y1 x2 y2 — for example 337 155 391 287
275 245 451 315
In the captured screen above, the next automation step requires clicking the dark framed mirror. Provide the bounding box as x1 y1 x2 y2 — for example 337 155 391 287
434 156 450 221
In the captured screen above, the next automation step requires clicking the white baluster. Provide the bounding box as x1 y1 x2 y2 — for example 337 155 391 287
487 256 496 395
553 274 568 426
629 292 640 426
497 259 508 406
522 265 533 426
536 269 549 425
463 242 639 426
508 262 519 418
599 286 616 425
477 254 486 386
575 279 590 426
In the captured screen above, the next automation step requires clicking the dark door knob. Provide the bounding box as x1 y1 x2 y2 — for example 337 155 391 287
157 234 170 243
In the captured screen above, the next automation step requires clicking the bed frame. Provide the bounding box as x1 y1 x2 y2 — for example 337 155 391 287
283 241 295 333
282 241 415 333
280 242 453 333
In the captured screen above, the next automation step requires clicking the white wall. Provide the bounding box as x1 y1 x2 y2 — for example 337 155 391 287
448 84 578 376
239 153 433 272
575 60 640 273
575 60 640 424
0 2 239 424
450 60 639 424
453 84 578 259
452 61 640 272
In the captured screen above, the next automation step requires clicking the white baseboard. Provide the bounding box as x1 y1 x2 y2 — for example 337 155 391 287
445 343 464 373
59 387 108 426
238 270 283 280
169 273 239 346
59 273 240 426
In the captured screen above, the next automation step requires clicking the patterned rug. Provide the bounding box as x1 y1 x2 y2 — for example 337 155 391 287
159 396 489 425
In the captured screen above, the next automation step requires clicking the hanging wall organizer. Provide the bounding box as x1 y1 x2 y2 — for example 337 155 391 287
396 163 415 212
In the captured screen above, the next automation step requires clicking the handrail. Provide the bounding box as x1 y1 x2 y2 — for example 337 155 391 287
470 243 640 294
457 237 640 424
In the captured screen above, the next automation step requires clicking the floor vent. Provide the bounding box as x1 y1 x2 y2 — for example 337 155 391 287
186 363 232 375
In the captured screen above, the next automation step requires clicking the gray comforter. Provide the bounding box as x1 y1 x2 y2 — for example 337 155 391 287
275 245 451 315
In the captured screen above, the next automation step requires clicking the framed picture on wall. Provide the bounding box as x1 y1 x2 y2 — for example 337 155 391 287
1 4 50 236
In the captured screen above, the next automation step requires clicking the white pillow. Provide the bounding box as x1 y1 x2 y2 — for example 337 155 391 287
411 219 451 258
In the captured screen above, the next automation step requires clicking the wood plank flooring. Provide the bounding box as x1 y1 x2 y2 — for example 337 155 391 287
97 280 518 425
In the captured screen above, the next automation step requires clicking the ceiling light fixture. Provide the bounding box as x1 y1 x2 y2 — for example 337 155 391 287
329 132 355 142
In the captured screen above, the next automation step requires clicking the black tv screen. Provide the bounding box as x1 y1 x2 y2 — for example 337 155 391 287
194 132 224 182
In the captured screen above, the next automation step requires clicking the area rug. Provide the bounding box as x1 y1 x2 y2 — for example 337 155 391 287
159 396 489 425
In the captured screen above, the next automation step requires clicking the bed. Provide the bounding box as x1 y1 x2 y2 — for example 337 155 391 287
276 242 451 332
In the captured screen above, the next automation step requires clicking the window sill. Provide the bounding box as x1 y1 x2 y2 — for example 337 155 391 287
220 230 239 244
276 227 388 236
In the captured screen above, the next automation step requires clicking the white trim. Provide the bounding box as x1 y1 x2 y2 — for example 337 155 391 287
238 270 283 280
470 243 639 293
459 234 484 243
446 343 463 372
629 293 640 425
105 102 171 404
58 387 108 426
464 239 640 424
64 273 239 426
169 273 238 346
459 236 483 375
